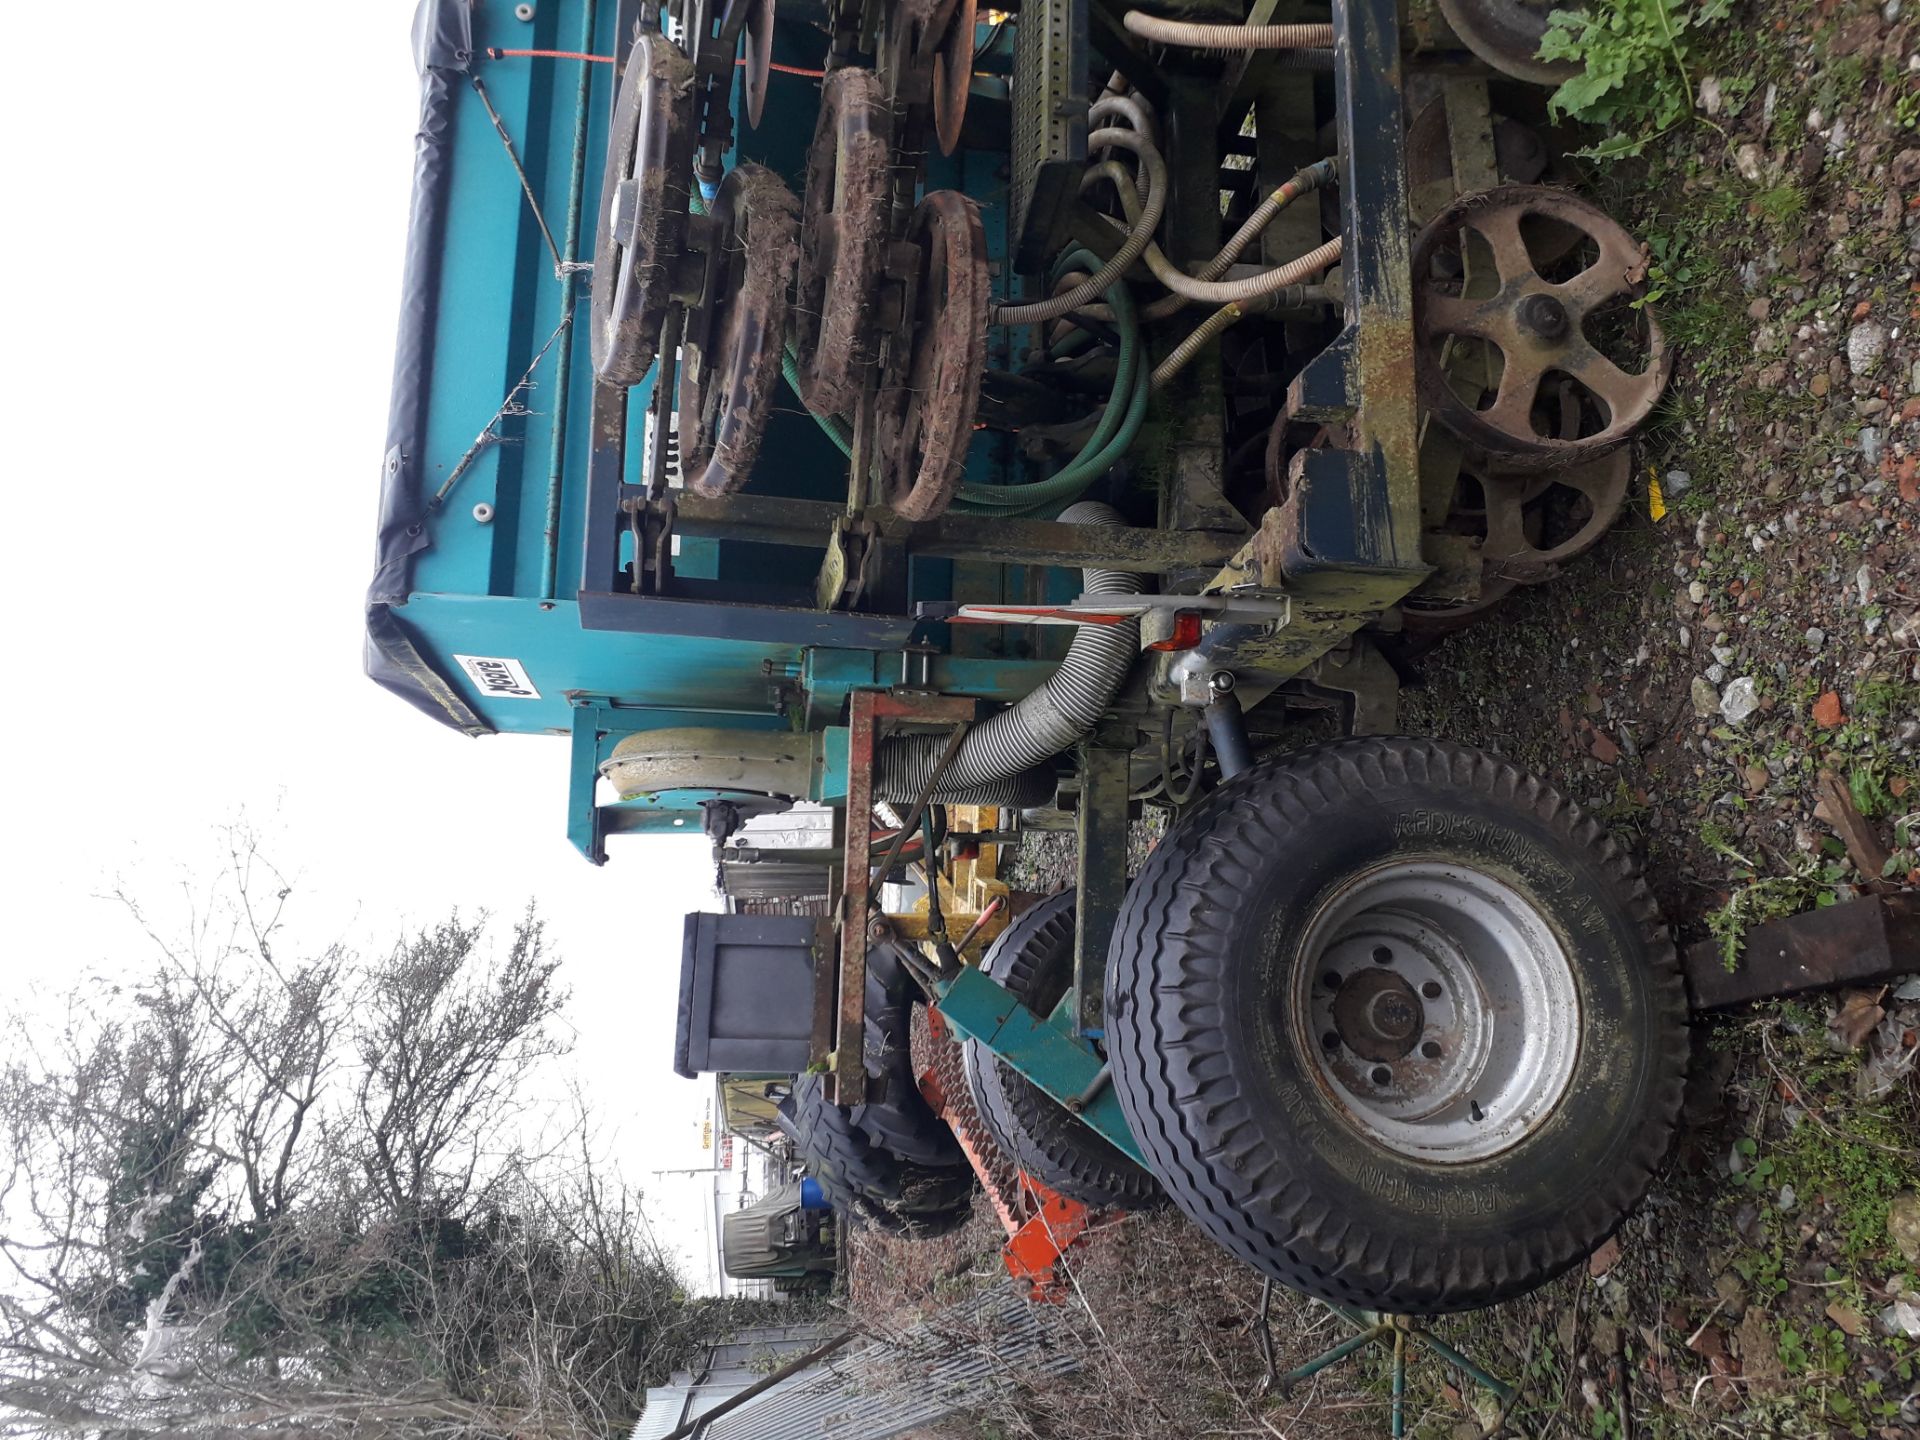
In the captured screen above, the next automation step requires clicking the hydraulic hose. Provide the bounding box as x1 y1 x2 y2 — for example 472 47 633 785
1068 153 1335 324
1151 301 1249 390
1149 285 1332 391
876 501 1147 802
1088 93 1158 201
1122 11 1336 48
1140 156 1335 321
782 346 853 456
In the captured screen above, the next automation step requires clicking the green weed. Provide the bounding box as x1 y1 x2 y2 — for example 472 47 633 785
1540 0 1734 157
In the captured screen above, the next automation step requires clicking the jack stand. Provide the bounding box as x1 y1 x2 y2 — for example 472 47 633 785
1277 1300 1514 1439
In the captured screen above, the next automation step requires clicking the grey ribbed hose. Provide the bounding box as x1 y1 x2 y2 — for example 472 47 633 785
1085 142 1343 304
1122 11 1336 48
1089 94 1157 201
876 501 1145 803
989 130 1168 327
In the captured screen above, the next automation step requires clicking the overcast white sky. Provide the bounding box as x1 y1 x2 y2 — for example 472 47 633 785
1 3 727 1290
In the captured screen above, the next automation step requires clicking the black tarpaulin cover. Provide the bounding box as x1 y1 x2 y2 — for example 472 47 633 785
365 0 490 737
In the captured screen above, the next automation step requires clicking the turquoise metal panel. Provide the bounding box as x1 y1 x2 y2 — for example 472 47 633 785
816 727 850 802
396 593 795 734
934 965 1143 1165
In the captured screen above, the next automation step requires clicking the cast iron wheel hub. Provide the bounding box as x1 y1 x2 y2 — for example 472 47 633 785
1295 861 1581 1163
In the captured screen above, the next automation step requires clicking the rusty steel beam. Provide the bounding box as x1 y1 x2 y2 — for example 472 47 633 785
831 690 979 1102
1682 892 1920 1012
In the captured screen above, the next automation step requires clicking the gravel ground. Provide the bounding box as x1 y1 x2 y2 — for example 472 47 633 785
854 3 1920 1432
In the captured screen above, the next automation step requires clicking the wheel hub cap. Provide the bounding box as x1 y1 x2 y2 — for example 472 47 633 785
1515 291 1569 341
1330 969 1426 1061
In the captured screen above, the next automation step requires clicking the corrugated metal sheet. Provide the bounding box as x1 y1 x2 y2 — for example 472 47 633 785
630 1327 839 1440
631 1288 1080 1440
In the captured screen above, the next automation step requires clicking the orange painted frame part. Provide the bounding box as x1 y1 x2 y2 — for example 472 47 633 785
921 1008 1111 1300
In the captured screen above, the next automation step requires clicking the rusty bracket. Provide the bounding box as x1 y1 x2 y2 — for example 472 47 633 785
1682 892 1920 1012
830 688 978 1103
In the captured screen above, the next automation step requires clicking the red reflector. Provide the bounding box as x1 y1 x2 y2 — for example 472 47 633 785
1146 611 1204 652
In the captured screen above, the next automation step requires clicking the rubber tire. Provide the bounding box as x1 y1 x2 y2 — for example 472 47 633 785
963 892 1163 1209
776 945 974 1236
778 1081 974 1237
1105 737 1688 1314
853 945 965 1170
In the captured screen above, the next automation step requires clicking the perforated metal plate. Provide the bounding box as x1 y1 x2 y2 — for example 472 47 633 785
1009 0 1088 275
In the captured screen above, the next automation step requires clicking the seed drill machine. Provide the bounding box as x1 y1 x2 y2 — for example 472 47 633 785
372 0 1694 1313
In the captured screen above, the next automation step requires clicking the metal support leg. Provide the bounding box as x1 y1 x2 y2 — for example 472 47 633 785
1074 744 1131 1036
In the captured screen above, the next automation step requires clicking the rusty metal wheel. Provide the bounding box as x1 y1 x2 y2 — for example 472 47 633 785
1403 432 1630 635
1405 96 1563 226
1480 444 1631 579
932 0 977 155
878 0 957 103
876 190 989 520
743 0 776 127
1414 185 1671 469
591 32 697 387
677 165 800 497
794 68 892 417
1433 0 1579 86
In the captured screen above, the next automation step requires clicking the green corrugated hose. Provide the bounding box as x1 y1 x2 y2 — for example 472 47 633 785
952 248 1147 517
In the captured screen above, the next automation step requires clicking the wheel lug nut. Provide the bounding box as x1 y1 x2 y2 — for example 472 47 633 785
1421 980 1442 999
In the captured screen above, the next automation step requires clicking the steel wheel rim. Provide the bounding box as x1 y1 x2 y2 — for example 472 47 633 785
1291 860 1580 1163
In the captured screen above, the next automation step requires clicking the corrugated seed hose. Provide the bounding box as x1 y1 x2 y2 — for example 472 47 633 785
989 131 1169 327
876 501 1147 803
1122 10 1336 48
1086 132 1345 304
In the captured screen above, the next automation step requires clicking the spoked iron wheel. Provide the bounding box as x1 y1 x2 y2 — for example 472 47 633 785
875 190 989 520
793 68 893 417
1413 185 1670 469
677 164 800 497
590 32 696 386
1433 0 1579 86
1403 433 1630 635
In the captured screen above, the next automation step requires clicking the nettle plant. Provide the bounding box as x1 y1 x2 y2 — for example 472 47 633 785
1541 0 1734 158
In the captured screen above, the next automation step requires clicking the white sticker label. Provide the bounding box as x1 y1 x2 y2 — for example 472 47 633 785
453 654 541 700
